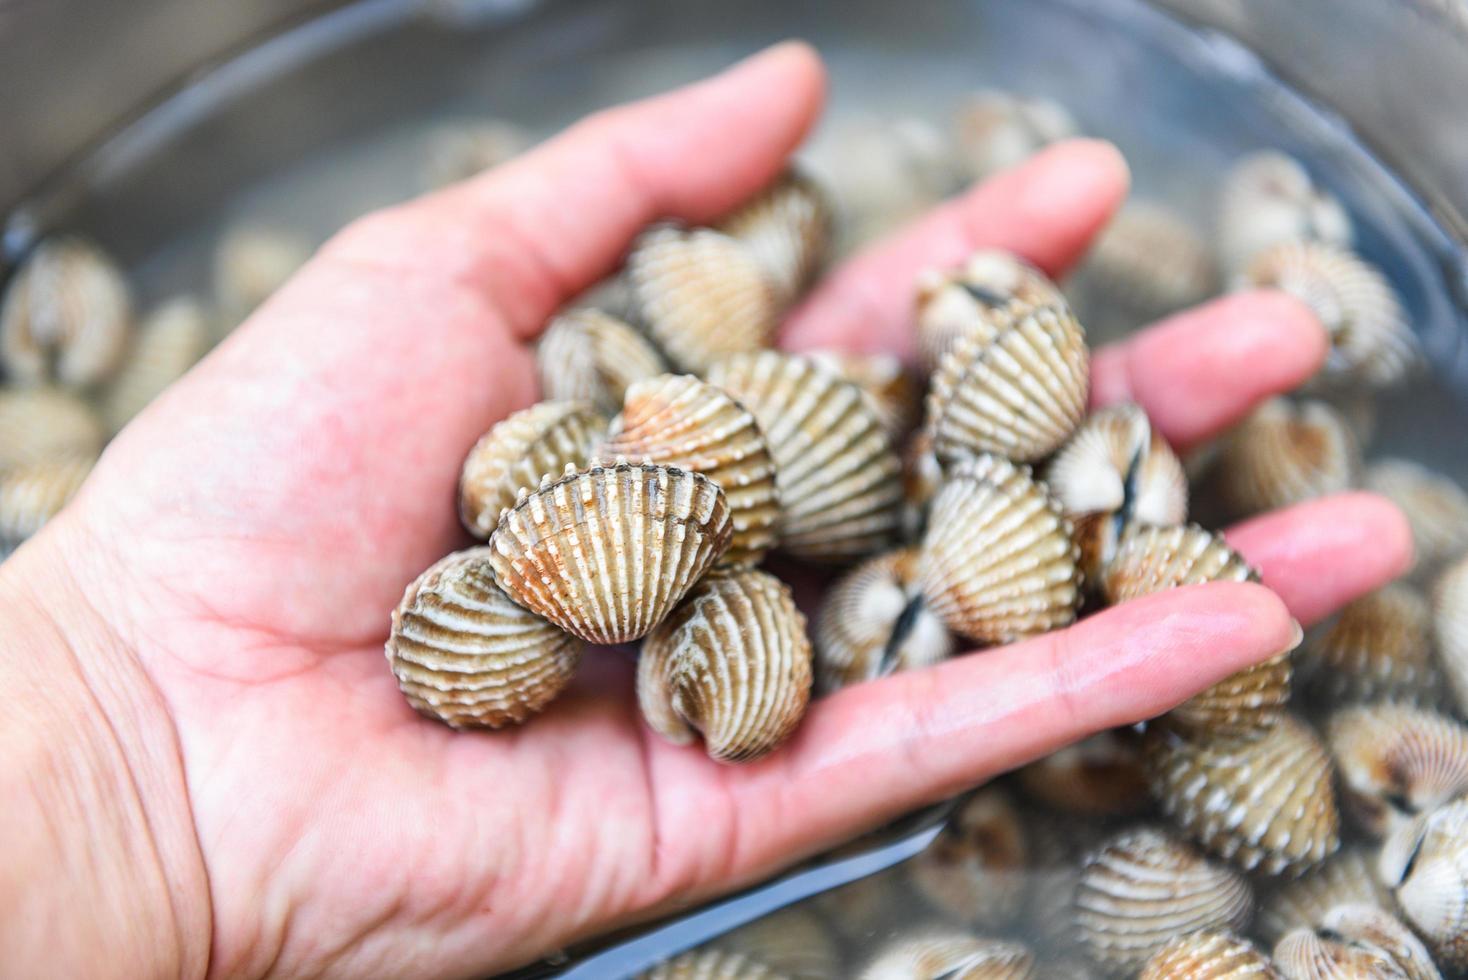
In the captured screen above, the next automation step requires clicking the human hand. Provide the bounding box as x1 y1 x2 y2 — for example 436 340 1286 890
0 43 1412 980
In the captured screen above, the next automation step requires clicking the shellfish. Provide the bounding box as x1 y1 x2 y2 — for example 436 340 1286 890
1364 459 1468 573
715 169 832 306
418 118 529 190
1236 243 1417 389
0 453 95 543
1256 847 1393 946
0 385 104 473
627 223 781 374
639 950 788 980
535 308 666 416
813 547 954 693
1138 931 1281 980
916 454 1081 646
1143 716 1340 876
0 236 133 388
1217 151 1353 275
705 351 902 562
925 304 1090 466
385 548 582 728
806 350 921 443
1436 555 1468 714
1074 202 1219 325
638 568 811 763
907 786 1030 931
914 249 1067 375
1378 798 1468 971
1328 704 1468 840
1215 398 1360 518
100 296 209 433
595 373 779 568
488 462 732 644
1015 730 1151 818
1315 905 1442 980
1302 584 1445 709
860 933 1035 980
1273 926 1416 980
715 907 841 980
954 89 1078 182
1074 825 1255 974
458 401 607 540
212 224 311 324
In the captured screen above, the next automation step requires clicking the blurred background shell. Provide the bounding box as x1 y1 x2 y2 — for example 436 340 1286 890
858 933 1034 980
953 89 1077 182
1436 555 1468 714
806 350 921 443
1326 704 1468 839
1255 847 1393 946
0 452 95 544
488 462 731 645
638 949 788 980
913 249 1067 375
1044 402 1188 527
917 453 1081 646
0 385 104 473
0 236 133 388
628 224 781 374
212 223 311 326
1364 459 1468 574
1216 151 1353 275
1378 798 1468 971
595 373 780 567
1143 716 1340 876
926 304 1089 466
639 568 812 763
1137 930 1281 979
100 296 209 433
1214 398 1360 518
712 907 841 980
715 169 832 306
1070 201 1219 328
706 351 902 562
907 787 1030 931
1016 730 1151 818
417 118 528 190
385 547 582 729
457 401 607 540
1301 584 1446 709
536 309 666 416
1074 825 1255 974
814 547 954 693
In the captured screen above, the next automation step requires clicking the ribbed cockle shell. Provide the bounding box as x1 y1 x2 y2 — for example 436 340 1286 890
536 309 666 416
1378 798 1468 971
715 907 840 980
1273 926 1417 980
1256 847 1394 946
1217 151 1353 274
1075 826 1255 974
1303 584 1445 709
458 401 608 539
595 373 779 568
926 304 1089 465
1316 905 1442 980
1327 704 1468 840
638 950 788 980
955 89 1077 181
101 296 209 433
914 249 1067 375
814 547 954 693
638 568 811 763
1216 398 1360 518
1139 931 1281 979
385 548 582 728
1365 459 1468 572
716 169 832 306
1077 202 1219 323
908 787 1030 930
1436 555 1468 715
1016 730 1150 817
917 454 1081 646
627 223 781 373
0 385 104 473
807 350 921 442
0 453 96 543
706 351 902 562
1143 716 1340 876
488 462 732 644
860 933 1035 980
1 236 133 387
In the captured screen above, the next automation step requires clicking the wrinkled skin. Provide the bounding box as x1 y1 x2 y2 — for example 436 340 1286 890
0 44 1411 980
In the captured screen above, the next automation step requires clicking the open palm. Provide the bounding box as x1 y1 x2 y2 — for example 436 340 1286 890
5 44 1412 980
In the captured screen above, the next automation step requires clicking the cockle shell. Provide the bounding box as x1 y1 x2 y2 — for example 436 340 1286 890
1378 798 1468 970
706 351 902 562
1217 151 1353 275
1 237 132 387
1328 704 1468 840
716 907 841 980
814 547 954 693
1302 585 1445 709
908 786 1030 930
1256 847 1393 946
1143 716 1340 876
1215 398 1360 518
1316 905 1442 980
100 296 209 433
1364 459 1468 572
385 548 582 728
595 373 779 568
914 249 1067 375
0 385 104 473
716 169 832 306
860 934 1035 980
807 350 921 443
1103 523 1293 740
639 950 788 980
627 224 781 374
926 303 1090 465
1138 931 1281 979
1273 927 1415 980
638 568 811 763
458 401 607 539
418 118 528 190
1237 243 1417 389
916 454 1081 646
1076 202 1219 323
536 308 666 416
955 89 1078 181
1016 730 1151 817
212 224 311 323
1436 555 1468 714
1044 402 1188 531
1075 825 1255 974
900 429 944 542
489 462 732 644
0 453 95 542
